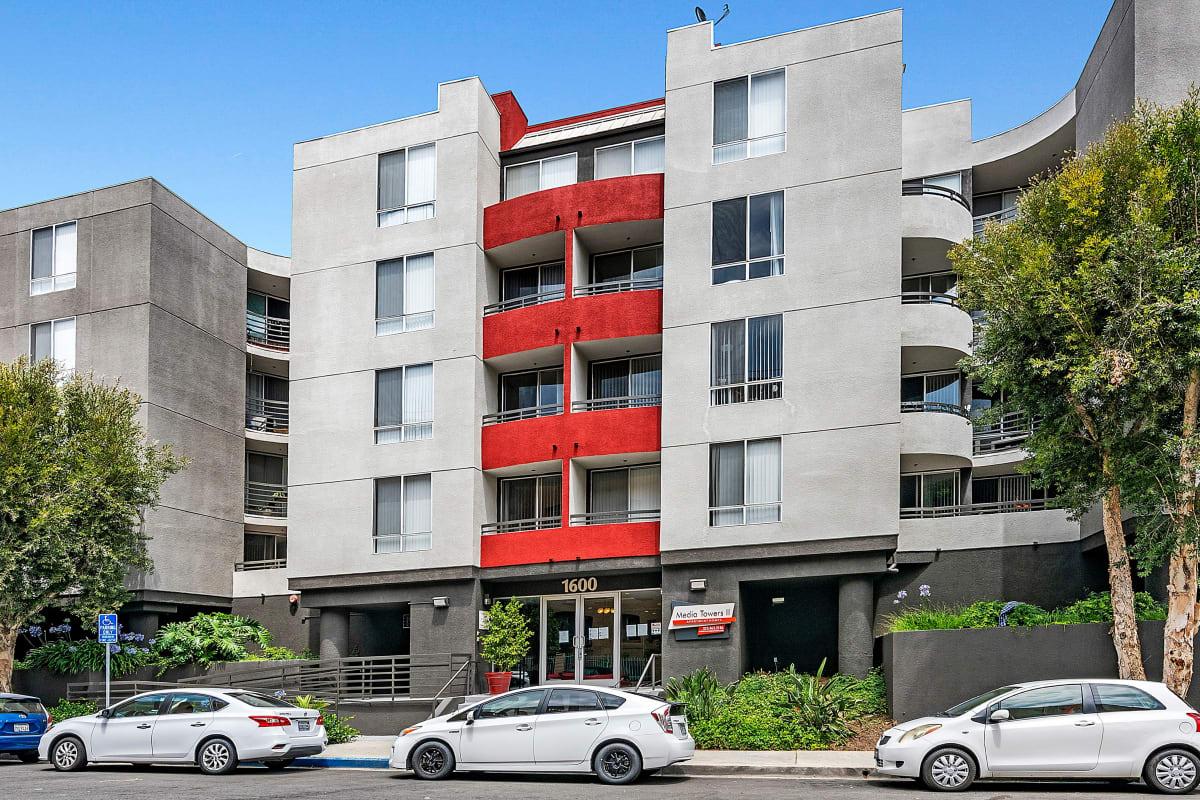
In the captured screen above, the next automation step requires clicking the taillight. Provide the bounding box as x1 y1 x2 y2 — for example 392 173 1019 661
1187 713 1200 732
316 715 324 726
250 715 292 728
651 705 673 733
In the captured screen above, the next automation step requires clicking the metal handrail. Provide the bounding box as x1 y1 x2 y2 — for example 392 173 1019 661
570 509 660 525
234 558 286 571
710 379 783 405
429 659 475 718
972 207 1018 236
972 412 1038 454
573 277 663 296
901 497 1049 519
246 397 289 434
247 312 290 351
572 395 661 412
481 516 562 535
901 291 961 308
634 653 660 693
483 288 566 316
901 401 969 418
902 183 971 211
482 404 563 426
245 480 287 517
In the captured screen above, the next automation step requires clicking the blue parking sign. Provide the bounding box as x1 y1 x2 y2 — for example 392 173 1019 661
98 614 119 644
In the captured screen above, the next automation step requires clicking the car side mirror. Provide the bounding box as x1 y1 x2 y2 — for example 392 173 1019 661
989 709 1011 723
98 708 111 719
465 709 476 726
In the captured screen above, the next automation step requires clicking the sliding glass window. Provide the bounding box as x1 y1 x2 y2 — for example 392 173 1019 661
504 153 577 199
378 144 436 227
585 464 660 524
709 438 782 526
584 355 661 410
491 368 563 423
376 253 434 335
375 363 434 443
496 474 562 531
713 69 786 164
586 245 663 292
30 221 76 295
594 136 665 179
711 191 784 284
899 471 960 514
711 314 783 405
375 474 432 553
900 371 963 414
487 262 566 314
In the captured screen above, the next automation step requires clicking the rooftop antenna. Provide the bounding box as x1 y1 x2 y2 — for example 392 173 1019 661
695 4 730 25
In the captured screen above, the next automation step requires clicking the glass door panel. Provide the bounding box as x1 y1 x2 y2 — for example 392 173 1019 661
580 595 617 686
544 598 577 682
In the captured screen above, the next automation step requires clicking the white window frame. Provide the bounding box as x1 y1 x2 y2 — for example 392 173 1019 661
708 438 782 527
30 221 77 295
712 68 787 164
900 470 961 513
593 135 665 180
29 316 76 377
503 153 578 200
585 462 661 523
377 143 436 227
710 190 786 285
710 314 784 406
374 363 434 444
373 473 433 554
375 252 435 336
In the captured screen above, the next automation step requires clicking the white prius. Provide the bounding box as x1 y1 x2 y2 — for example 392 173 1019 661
876 679 1200 793
39 689 326 774
390 685 693 784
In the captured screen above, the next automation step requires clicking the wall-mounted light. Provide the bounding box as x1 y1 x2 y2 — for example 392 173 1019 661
771 597 786 605
689 578 706 592
432 596 450 609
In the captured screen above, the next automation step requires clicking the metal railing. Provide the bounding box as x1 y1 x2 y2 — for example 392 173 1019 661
573 277 663 296
245 397 289 434
902 183 972 212
901 400 970 417
572 395 661 412
234 558 286 571
569 509 660 525
901 291 962 308
67 681 182 705
710 379 783 406
973 412 1037 454
972 207 1018 236
245 481 287 517
481 516 563 535
247 312 290 351
483 288 565 316
634 653 661 693
482 404 563 426
901 497 1049 519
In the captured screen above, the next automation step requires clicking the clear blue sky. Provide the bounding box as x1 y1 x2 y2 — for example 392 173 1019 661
1 1 1112 255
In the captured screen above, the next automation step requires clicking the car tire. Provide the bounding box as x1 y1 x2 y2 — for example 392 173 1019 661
411 741 455 780
920 747 977 792
196 737 239 775
16 751 39 764
1144 748 1200 794
51 736 87 772
594 742 642 785
263 758 295 770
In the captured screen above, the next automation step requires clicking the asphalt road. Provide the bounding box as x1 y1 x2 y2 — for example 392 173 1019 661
0 759 1170 798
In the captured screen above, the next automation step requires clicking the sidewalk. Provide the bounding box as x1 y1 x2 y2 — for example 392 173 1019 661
294 737 877 778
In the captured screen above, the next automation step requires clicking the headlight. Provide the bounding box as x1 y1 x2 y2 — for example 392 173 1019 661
401 725 422 736
899 724 942 743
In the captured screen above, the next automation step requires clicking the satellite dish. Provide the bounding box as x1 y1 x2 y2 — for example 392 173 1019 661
695 6 706 22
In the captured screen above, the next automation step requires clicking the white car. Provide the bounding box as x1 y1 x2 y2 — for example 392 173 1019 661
390 685 693 784
876 679 1200 793
39 689 326 774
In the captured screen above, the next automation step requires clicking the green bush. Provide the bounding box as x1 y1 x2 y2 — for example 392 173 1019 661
843 666 888 717
47 699 97 723
18 638 154 677
152 612 273 673
664 666 729 719
479 599 533 672
321 711 359 745
782 660 859 745
885 591 1167 632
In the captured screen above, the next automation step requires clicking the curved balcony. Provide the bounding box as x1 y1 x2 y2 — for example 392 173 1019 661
482 404 660 471
480 519 660 568
899 503 1078 552
902 185 972 245
900 403 972 469
901 293 973 358
483 288 662 360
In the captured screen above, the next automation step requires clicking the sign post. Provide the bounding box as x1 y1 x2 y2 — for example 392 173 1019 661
97 614 119 709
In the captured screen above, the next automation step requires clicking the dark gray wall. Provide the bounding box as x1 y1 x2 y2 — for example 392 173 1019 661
231 595 316 655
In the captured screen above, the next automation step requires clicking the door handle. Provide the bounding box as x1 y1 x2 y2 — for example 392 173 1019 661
515 723 533 732
190 722 207 727
136 723 152 729
584 718 602 726
1074 720 1096 727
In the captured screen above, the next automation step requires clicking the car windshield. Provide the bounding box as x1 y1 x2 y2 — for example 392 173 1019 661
227 692 294 709
0 699 44 715
939 686 1019 717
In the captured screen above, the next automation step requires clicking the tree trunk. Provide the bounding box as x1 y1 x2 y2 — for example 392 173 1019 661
1164 369 1200 697
1101 477 1147 680
0 625 17 694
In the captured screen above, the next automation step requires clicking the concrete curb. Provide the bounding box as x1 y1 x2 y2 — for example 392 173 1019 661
293 756 391 769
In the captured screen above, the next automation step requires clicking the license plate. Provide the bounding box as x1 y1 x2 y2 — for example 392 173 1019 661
13 723 29 733
297 719 311 732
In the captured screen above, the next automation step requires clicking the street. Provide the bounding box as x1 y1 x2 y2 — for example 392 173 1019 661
0 760 1165 799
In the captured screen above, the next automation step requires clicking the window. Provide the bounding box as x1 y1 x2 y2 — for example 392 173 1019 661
497 474 562 530
711 191 784 284
246 371 289 433
376 253 434 335
1091 684 1164 712
111 694 168 718
900 371 962 413
30 221 76 295
901 272 958 302
30 317 76 376
504 153 578 199
587 464 660 523
378 143 436 227
246 291 290 349
243 532 286 564
900 471 960 511
713 69 786 163
972 474 1054 506
922 172 962 194
711 315 783 405
597 692 627 710
165 693 223 714
245 452 287 517
487 262 566 314
374 474 432 553
476 689 546 718
494 368 563 422
997 684 1084 720
375 364 433 443
588 355 661 407
589 245 663 290
545 688 602 714
709 438 782 526
227 691 294 708
594 136 665 180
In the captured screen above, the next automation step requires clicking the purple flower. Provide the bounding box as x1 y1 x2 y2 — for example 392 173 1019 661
893 599 901 605
919 584 931 597
148 638 156 646
108 644 120 654
124 646 137 655
896 590 908 600
139 647 149 653
28 625 43 637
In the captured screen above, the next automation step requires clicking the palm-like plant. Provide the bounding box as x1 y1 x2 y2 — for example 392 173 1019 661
783 659 860 744
153 612 273 673
664 666 730 721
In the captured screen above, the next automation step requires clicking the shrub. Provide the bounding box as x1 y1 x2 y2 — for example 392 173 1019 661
885 591 1167 632
153 612 273 673
1051 591 1165 624
843 666 888 717
664 666 729 719
47 699 96 723
479 599 533 672
16 622 153 677
782 660 859 745
321 711 359 745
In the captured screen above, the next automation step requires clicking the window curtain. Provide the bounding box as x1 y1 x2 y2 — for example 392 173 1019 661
31 227 53 279
501 478 536 521
403 474 433 534
748 70 786 138
923 172 962 194
540 154 577 190
403 253 435 322
745 438 782 522
374 477 404 552
402 363 433 427
54 222 76 275
633 137 665 174
538 474 562 519
595 144 631 180
709 442 744 525
630 355 661 398
592 360 629 400
247 453 285 485
505 163 540 199
376 259 404 319
748 192 784 259
502 266 539 301
31 322 52 361
711 320 746 386
711 197 747 266
378 150 406 210
539 368 563 409
628 465 660 511
713 77 748 145
405 144 436 205
746 315 783 382
52 317 75 372
539 262 566 294
375 368 404 428
590 470 629 513
923 472 957 507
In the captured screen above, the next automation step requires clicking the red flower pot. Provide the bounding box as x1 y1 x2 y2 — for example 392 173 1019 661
485 671 513 695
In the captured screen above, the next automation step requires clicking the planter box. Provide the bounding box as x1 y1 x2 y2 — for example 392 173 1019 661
882 620 1200 722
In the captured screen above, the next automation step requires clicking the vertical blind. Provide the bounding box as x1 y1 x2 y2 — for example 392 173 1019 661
595 145 630 180
744 438 782 522
714 70 785 162
711 320 746 387
713 77 749 146
710 439 781 525
633 137 665 174
590 355 661 401
748 192 784 260
709 441 745 525
500 474 561 522
31 321 52 362
589 465 660 514
595 137 665 180
406 144 436 205
505 162 540 199
378 150 406 211
539 153 577 190
746 315 783 382
375 364 433 442
375 474 432 553
31 227 53 279
747 69 786 156
376 254 435 333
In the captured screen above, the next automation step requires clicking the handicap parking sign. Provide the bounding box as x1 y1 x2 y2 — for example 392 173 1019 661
98 614 119 644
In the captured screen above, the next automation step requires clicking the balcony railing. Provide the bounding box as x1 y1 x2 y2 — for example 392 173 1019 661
481 516 562 535
483 288 565 316
901 400 970 417
246 397 289 434
973 412 1037 454
234 558 287 571
247 312 291 351
573 277 663 297
901 291 961 308
972 207 1018 237
572 395 661 412
902 183 971 212
482 404 563 426
901 497 1049 519
245 481 287 518
711 379 783 406
569 509 660 525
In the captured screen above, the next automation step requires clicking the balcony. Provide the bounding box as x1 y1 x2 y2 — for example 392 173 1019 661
483 403 564 427
244 481 287 518
902 401 968 417
972 207 1018 237
973 412 1035 455
572 394 661 412
484 287 566 317
901 293 973 359
902 185 973 244
573 277 663 297
481 516 563 535
901 497 1049 519
246 311 290 352
479 517 659 567
234 557 286 571
900 402 972 467
569 509 660 525
245 397 289 434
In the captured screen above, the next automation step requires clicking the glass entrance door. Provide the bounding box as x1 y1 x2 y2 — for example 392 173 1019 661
541 594 618 686
544 598 577 682
580 595 616 685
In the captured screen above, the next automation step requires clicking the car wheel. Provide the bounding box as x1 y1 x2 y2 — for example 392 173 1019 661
594 742 642 785
51 736 87 772
263 758 295 770
920 747 977 792
411 741 454 780
16 751 39 764
1145 748 1200 794
197 737 239 775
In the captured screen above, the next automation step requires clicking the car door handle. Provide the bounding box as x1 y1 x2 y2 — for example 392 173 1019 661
1075 720 1096 727
584 719 602 726
136 723 152 729
190 722 207 727
515 724 533 732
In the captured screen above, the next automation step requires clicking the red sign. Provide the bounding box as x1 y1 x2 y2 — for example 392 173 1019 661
697 624 726 636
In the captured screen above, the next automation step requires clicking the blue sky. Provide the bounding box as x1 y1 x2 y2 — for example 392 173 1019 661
1 1 1112 255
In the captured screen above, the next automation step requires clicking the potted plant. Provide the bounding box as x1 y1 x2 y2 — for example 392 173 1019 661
479 598 533 695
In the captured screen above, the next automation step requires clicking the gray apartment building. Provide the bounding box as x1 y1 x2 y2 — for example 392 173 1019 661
3 0 1198 687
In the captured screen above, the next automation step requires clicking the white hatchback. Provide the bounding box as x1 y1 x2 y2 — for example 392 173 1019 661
39 689 326 774
876 679 1200 793
390 685 694 784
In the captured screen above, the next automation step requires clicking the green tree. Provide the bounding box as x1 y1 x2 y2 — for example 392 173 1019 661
480 598 533 672
951 88 1200 682
0 356 187 691
152 612 274 673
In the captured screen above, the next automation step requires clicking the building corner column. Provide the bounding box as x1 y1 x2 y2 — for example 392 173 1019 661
837 575 874 678
319 608 350 661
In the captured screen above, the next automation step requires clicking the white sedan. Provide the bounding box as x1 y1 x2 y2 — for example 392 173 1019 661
39 689 326 774
390 685 693 784
876 679 1200 793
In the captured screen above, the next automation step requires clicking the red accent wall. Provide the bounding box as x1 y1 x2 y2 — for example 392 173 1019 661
483 290 662 361
480 522 660 568
482 405 661 472
523 98 665 134
490 91 529 152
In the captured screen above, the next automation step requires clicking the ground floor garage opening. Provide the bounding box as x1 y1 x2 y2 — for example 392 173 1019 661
742 577 839 674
